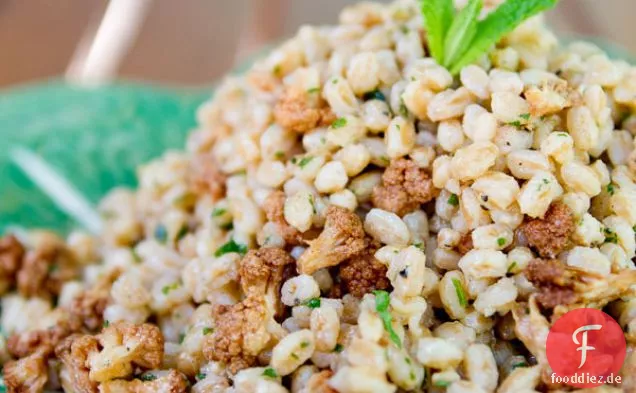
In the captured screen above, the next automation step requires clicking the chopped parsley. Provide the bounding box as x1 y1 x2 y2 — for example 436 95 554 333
497 237 506 247
196 373 207 380
291 353 299 360
331 117 347 128
380 156 390 165
103 320 110 328
333 343 344 353
512 361 528 369
273 65 282 76
262 367 278 378
162 282 180 295
434 380 451 387
414 242 425 250
507 120 522 128
154 224 168 243
221 222 234 231
305 298 321 309
298 156 314 169
307 87 320 94
309 194 317 214
175 225 188 241
300 341 310 348
140 374 157 381
211 207 227 217
203 327 214 335
399 98 408 117
520 113 531 120
607 183 616 195
373 290 402 348
507 261 517 274
214 239 248 257
451 278 468 308
604 228 618 244
448 193 459 206
363 89 386 101
410 371 416 381
274 151 285 160
179 333 186 344
556 132 569 137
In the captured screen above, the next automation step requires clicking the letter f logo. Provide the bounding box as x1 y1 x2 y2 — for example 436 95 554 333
572 324 603 368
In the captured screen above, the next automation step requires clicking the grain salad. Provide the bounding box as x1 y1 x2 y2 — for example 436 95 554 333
3 0 636 392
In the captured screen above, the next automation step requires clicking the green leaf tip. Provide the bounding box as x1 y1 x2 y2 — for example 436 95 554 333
443 0 482 68
420 0 455 65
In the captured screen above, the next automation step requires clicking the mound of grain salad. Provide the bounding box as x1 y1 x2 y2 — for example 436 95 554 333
4 0 636 392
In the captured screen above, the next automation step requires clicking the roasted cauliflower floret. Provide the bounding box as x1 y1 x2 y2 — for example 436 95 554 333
203 297 272 374
0 235 24 295
88 321 164 383
371 158 436 217
338 248 391 298
274 88 336 133
3 349 48 393
262 190 304 246
190 153 226 201
99 370 189 393
519 202 575 258
55 334 100 393
297 206 366 274
238 248 295 296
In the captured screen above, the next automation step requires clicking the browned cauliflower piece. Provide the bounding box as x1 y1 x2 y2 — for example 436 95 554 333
371 158 436 216
3 349 48 393
0 235 24 295
297 206 366 275
338 248 391 298
68 267 121 331
98 370 189 393
55 334 100 393
16 235 78 300
524 79 580 117
525 258 636 315
7 323 71 359
519 202 575 258
88 321 164 383
239 248 295 296
274 88 336 133
203 296 272 374
262 190 304 246
190 153 226 201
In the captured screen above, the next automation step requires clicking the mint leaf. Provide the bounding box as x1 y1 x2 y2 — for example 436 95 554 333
420 0 455 64
450 0 559 74
373 290 402 348
443 0 482 67
214 239 248 257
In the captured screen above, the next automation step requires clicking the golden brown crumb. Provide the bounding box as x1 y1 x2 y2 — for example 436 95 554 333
524 79 580 117
520 202 575 258
371 158 436 216
274 88 334 133
339 247 390 298
190 154 226 201
99 370 189 393
4 349 48 393
297 206 366 275
0 235 24 295
301 370 337 393
16 241 77 300
55 334 100 393
203 296 271 374
263 190 304 246
456 232 474 255
239 248 295 296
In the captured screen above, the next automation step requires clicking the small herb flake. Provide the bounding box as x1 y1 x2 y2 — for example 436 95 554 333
300 341 310 348
162 282 180 296
507 120 522 128
410 371 416 381
380 156 390 165
373 290 402 348
298 156 314 169
434 380 451 387
607 183 616 195
512 361 528 369
520 113 531 120
262 367 278 378
399 98 409 117
274 151 285 160
273 65 282 76
305 298 321 309
448 194 459 206
497 237 506 247
452 278 468 308
507 261 517 274
331 117 347 129
414 242 425 250
140 374 157 382
175 225 188 241
196 373 207 380
211 207 227 217
333 343 344 353
214 239 248 257
103 320 110 328
179 333 186 344
307 87 320 94
203 327 214 335
556 132 568 137
604 228 618 244
221 222 234 231
154 224 168 243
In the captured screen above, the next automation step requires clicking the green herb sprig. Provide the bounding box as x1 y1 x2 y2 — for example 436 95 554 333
373 290 402 348
420 0 559 74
